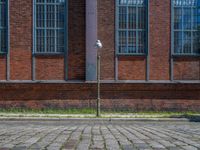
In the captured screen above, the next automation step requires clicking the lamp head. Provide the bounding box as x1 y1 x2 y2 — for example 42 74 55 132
95 40 103 49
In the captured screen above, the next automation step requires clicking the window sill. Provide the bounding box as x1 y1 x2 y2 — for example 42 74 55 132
0 52 7 56
33 52 65 56
116 53 147 56
172 54 200 58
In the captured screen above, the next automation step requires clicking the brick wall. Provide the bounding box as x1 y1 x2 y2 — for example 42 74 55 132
0 0 199 111
68 0 86 80
174 58 200 80
10 0 32 80
35 56 65 80
1 99 200 111
0 83 199 111
97 0 199 81
149 0 171 80
8 0 86 81
98 0 115 80
0 56 6 80
0 0 199 81
118 56 146 80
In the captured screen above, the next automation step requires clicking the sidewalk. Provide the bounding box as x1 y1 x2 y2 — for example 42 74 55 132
0 113 199 121
1 119 200 149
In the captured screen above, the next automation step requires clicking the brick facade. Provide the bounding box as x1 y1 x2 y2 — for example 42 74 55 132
68 0 86 80
174 58 200 80
10 0 32 80
149 0 171 80
0 56 6 80
0 0 199 110
98 0 115 80
118 56 146 80
0 83 199 111
35 56 65 80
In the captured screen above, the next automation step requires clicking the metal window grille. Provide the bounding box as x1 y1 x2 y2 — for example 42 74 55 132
116 0 148 55
172 0 200 55
34 0 66 54
0 0 7 53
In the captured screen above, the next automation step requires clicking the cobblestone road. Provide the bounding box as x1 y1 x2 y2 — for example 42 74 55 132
0 120 200 150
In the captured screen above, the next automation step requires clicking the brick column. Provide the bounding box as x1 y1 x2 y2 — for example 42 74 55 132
86 0 97 81
149 0 170 80
10 0 32 80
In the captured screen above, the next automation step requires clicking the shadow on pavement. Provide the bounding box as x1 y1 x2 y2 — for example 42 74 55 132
173 114 200 122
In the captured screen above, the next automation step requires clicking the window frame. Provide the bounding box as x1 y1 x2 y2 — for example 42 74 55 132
171 0 200 57
0 0 9 54
33 0 67 55
115 0 149 56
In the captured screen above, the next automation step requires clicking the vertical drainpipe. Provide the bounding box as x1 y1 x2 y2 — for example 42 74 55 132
86 0 98 81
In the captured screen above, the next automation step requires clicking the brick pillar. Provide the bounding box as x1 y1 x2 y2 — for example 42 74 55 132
149 0 171 80
10 0 32 80
86 0 97 81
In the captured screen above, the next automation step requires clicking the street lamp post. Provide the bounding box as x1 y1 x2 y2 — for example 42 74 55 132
95 40 102 117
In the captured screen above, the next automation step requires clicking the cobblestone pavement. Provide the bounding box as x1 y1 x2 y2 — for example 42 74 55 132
0 120 200 150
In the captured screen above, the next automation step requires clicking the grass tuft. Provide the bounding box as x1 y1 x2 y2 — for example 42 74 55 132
0 108 199 116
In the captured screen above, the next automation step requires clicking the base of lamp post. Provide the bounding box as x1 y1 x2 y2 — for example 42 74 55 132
96 54 101 117
97 98 101 117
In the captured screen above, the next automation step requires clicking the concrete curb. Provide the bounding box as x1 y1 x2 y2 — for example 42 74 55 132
0 113 199 122
0 117 190 122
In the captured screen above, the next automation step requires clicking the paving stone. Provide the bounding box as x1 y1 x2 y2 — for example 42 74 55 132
63 139 79 150
0 120 200 150
28 143 41 149
134 143 151 149
77 143 91 150
121 145 135 150
12 146 27 150
1 143 16 149
145 140 166 149
181 145 198 150
157 139 176 147
168 147 183 150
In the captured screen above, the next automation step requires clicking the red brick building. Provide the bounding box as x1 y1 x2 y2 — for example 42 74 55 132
0 0 199 111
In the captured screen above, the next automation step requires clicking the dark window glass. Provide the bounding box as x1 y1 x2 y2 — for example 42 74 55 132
34 0 66 54
0 0 7 53
117 0 147 55
173 0 200 55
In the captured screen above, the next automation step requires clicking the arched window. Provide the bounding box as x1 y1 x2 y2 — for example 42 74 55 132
33 0 67 54
116 0 148 55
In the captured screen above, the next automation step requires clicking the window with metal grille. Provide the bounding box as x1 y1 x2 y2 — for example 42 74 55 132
172 0 200 55
0 0 7 54
33 0 66 54
116 0 148 55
